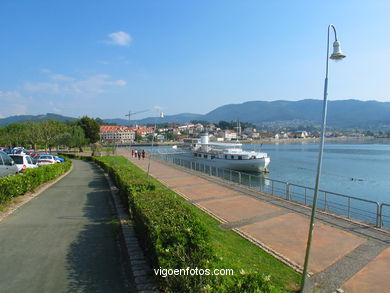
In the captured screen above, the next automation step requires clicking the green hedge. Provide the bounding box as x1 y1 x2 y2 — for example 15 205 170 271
60 154 282 292
0 158 72 205
93 156 214 292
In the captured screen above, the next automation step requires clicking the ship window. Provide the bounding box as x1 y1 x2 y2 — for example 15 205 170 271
231 155 234 159
194 153 197 157
225 155 228 159
238 156 242 160
211 155 215 159
204 154 208 158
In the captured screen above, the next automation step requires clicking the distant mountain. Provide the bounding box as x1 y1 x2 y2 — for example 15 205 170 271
0 113 76 127
1 99 390 129
104 113 203 126
202 99 390 128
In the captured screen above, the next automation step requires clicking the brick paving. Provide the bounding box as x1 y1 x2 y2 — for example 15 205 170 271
199 195 283 223
239 213 366 274
174 183 236 200
341 247 390 293
118 149 390 293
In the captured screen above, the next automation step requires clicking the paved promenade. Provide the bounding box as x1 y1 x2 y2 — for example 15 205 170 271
119 149 390 293
0 160 134 293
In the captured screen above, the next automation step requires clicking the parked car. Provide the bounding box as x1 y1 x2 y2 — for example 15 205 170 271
34 153 64 163
54 156 65 163
2 149 13 155
13 147 28 155
31 151 46 158
35 155 58 166
0 151 19 177
9 154 38 173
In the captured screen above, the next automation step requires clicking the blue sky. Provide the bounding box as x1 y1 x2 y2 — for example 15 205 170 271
0 0 389 119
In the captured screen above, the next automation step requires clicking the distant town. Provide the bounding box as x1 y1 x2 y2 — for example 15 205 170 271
99 120 385 145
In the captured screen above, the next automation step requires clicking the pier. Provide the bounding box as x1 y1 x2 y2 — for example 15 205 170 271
118 148 390 293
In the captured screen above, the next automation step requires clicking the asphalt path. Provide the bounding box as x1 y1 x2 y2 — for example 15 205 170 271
0 160 134 293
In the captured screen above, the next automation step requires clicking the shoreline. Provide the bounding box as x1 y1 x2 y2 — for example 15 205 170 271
106 136 388 147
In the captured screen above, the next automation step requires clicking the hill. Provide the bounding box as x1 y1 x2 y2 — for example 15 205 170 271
104 113 203 126
202 99 390 128
0 113 76 127
1 99 390 129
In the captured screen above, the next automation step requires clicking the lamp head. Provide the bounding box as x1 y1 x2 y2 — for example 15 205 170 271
330 40 346 60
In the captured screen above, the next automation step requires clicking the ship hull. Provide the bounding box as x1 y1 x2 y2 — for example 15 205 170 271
193 156 270 172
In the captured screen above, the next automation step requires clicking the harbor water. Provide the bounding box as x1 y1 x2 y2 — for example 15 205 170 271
256 141 390 204
132 140 390 226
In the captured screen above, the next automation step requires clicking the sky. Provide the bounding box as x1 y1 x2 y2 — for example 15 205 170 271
0 0 389 119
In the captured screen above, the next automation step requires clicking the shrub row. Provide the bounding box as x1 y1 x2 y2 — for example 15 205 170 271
0 158 72 205
94 156 215 292
60 154 277 292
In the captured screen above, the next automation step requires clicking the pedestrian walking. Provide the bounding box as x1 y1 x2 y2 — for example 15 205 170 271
131 149 134 158
134 149 138 159
138 150 141 160
142 150 145 160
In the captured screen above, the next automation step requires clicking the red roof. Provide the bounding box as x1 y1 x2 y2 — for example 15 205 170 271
100 125 134 132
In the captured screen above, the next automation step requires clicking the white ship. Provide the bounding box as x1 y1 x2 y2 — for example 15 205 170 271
183 133 270 172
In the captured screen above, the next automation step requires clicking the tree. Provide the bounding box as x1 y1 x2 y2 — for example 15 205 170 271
217 121 231 130
70 125 88 152
76 116 100 143
24 122 42 150
40 120 63 152
55 132 72 149
95 117 104 125
134 133 142 142
165 132 178 141
0 123 28 147
190 120 210 126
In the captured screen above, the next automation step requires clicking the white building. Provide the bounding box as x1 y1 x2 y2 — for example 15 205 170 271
100 125 135 143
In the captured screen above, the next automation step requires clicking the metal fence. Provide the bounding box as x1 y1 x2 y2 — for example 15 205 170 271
154 152 389 228
380 204 390 228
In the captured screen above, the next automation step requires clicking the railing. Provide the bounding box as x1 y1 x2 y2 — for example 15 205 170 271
380 204 390 228
154 152 389 228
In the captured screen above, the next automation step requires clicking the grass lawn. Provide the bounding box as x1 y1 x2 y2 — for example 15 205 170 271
188 204 300 291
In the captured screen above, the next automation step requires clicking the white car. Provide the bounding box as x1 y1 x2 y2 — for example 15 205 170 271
9 154 38 172
13 147 28 155
35 155 58 166
0 151 19 177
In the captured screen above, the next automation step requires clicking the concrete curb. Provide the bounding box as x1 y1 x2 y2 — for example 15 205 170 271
101 170 160 293
0 162 74 223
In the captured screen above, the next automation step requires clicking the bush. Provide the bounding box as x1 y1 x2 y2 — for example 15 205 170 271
0 158 72 205
91 156 215 292
60 154 281 293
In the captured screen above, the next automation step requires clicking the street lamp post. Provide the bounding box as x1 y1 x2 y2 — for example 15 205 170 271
300 24 346 292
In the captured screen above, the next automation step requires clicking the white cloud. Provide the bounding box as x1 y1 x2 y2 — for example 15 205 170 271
97 60 111 65
0 91 29 117
154 105 164 111
24 82 61 94
48 101 62 113
105 31 132 46
50 74 75 81
24 72 127 97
